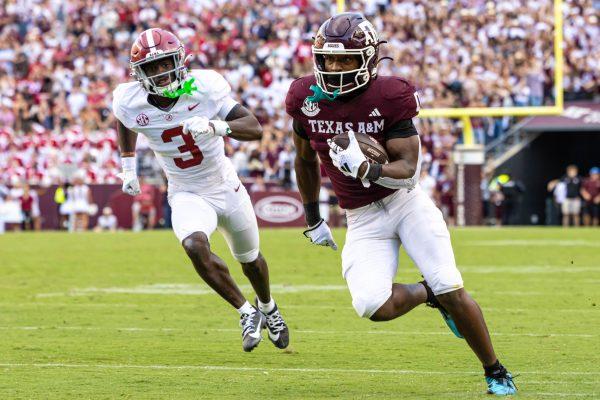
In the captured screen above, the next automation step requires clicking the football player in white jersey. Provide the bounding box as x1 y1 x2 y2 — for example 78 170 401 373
112 28 289 352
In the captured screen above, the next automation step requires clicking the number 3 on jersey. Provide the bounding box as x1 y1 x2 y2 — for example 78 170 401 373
161 126 204 169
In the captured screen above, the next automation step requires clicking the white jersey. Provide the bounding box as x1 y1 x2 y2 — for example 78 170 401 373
112 69 239 193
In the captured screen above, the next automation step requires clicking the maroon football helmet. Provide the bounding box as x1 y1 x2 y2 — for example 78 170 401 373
130 28 188 97
312 13 381 96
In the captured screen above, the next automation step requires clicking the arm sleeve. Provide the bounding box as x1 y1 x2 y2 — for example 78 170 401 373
384 119 418 140
216 96 239 120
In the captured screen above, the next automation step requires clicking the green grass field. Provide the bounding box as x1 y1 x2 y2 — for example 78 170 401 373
0 228 598 399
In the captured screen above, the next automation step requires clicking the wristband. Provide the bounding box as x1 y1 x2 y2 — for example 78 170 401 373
210 120 232 136
121 156 136 171
364 163 382 181
303 201 321 226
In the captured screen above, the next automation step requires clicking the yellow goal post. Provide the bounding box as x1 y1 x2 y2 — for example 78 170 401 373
336 0 564 146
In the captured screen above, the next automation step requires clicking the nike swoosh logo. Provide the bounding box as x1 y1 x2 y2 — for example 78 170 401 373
248 329 261 339
234 184 241 192
246 314 263 339
268 331 280 341
188 103 200 111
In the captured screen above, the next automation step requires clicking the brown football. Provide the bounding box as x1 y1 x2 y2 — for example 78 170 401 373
333 132 389 164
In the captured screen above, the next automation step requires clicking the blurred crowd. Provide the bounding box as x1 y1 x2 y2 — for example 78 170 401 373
0 0 598 214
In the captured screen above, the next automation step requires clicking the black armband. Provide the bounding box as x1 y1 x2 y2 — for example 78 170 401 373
364 163 383 181
303 201 321 226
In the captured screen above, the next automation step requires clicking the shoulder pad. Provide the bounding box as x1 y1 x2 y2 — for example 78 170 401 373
380 77 416 100
285 75 316 117
189 69 231 101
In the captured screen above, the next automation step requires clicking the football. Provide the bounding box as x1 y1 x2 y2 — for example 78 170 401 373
333 132 389 164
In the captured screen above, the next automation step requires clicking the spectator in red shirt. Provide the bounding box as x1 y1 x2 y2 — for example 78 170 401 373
581 167 600 226
19 184 34 231
132 177 156 231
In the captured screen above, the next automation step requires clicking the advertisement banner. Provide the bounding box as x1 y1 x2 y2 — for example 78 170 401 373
250 191 306 227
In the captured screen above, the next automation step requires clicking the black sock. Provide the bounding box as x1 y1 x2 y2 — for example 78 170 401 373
484 360 506 377
419 280 435 304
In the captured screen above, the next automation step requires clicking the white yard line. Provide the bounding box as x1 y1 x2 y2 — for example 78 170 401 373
459 266 599 274
1 303 594 313
0 362 598 377
36 283 349 298
527 393 595 398
0 326 595 338
34 272 599 298
465 240 600 247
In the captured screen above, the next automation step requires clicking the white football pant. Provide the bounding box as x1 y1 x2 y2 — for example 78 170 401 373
342 185 463 318
169 177 260 263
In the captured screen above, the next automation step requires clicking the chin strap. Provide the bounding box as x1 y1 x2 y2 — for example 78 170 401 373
306 84 340 102
162 77 199 98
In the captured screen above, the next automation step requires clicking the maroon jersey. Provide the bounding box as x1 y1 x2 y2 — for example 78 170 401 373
286 75 419 209
582 177 600 201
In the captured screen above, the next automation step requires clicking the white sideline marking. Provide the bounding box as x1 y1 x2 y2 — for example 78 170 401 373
466 240 600 247
36 284 348 298
0 363 598 377
0 326 595 338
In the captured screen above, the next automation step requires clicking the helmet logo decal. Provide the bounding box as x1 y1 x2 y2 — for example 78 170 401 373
358 21 378 45
301 98 321 117
145 29 156 48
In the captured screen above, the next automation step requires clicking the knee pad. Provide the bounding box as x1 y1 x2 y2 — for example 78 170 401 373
234 248 259 264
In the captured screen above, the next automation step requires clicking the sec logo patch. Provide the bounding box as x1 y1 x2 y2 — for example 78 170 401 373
136 113 149 126
301 98 320 117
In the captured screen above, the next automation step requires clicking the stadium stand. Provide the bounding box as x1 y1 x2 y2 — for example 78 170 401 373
0 0 597 228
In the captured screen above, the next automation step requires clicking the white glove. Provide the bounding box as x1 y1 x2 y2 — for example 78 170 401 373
181 116 214 140
181 117 231 140
117 169 140 196
303 219 338 250
328 130 370 188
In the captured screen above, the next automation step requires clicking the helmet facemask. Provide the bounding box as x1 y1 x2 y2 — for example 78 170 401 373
312 44 377 96
131 47 187 97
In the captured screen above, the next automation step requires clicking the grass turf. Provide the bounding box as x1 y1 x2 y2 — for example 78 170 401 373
0 228 598 399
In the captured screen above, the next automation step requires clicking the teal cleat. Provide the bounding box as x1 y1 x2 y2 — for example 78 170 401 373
486 372 517 396
420 280 464 339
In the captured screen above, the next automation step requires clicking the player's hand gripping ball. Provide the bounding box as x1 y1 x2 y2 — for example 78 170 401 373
328 131 389 188
332 131 389 164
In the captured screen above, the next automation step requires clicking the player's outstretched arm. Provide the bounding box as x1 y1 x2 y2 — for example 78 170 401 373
293 122 337 250
223 104 263 141
116 120 141 196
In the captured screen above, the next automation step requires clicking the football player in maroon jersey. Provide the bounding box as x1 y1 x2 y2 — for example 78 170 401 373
286 13 515 395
